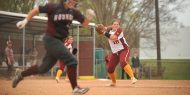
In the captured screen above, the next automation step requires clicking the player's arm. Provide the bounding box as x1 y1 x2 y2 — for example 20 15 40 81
82 9 95 27
16 4 52 29
26 8 39 21
74 9 95 27
104 27 122 41
81 19 90 27
16 8 39 29
95 24 121 41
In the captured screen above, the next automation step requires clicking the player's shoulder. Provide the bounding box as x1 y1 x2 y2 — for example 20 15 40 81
117 27 123 32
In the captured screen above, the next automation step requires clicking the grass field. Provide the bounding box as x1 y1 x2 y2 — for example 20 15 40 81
96 59 190 80
140 59 190 80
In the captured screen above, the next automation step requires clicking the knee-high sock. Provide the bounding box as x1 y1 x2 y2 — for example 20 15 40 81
67 65 78 90
21 65 39 77
124 64 135 79
108 72 116 84
56 69 62 78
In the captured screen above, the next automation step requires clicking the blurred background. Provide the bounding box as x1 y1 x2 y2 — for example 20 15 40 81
0 0 189 80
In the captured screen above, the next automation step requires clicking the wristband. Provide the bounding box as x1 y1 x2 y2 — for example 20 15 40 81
104 32 111 38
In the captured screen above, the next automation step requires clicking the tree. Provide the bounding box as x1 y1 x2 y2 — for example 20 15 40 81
79 0 187 51
0 0 48 13
0 0 187 50
0 0 34 13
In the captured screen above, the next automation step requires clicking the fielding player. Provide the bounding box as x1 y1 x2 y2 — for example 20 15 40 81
96 19 137 86
12 0 95 94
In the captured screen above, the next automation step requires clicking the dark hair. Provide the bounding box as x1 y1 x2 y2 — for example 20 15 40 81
60 0 78 7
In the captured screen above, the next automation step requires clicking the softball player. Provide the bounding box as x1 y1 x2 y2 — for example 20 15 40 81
104 19 137 86
12 0 95 94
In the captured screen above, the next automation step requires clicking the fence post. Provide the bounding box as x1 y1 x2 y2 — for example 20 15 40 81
149 65 151 79
22 27 26 70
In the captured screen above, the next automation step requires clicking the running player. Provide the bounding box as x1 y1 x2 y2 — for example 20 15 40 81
12 0 95 94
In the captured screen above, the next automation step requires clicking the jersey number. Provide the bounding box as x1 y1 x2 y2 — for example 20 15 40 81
113 40 119 44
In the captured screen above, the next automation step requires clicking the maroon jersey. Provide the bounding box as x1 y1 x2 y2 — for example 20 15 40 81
39 3 85 39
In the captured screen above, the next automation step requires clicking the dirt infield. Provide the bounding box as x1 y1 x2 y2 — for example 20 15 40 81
0 78 190 95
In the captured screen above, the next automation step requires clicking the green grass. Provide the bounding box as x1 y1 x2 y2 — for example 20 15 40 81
140 59 190 80
95 59 190 80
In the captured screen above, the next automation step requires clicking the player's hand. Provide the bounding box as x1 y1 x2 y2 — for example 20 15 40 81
85 9 95 20
16 19 28 29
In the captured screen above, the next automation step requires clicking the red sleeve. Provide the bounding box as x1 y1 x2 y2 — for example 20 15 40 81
114 28 122 36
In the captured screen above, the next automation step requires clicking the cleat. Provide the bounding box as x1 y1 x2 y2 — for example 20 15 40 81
12 70 23 88
131 78 137 84
73 86 89 95
106 83 116 87
55 77 60 83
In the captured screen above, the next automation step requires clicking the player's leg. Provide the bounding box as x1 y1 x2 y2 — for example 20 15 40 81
58 52 89 94
107 53 119 86
12 52 57 88
12 35 59 88
119 49 137 84
60 56 79 90
64 66 69 81
55 60 65 83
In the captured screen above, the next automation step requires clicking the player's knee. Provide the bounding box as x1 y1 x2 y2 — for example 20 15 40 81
66 57 77 66
120 64 126 69
68 64 77 68
38 68 49 74
120 62 127 69
107 68 114 74
72 58 77 64
61 55 77 64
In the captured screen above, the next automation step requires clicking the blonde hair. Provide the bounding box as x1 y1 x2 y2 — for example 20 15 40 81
64 36 73 42
67 36 73 39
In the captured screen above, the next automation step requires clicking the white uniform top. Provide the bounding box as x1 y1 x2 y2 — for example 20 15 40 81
65 42 72 53
108 30 128 53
